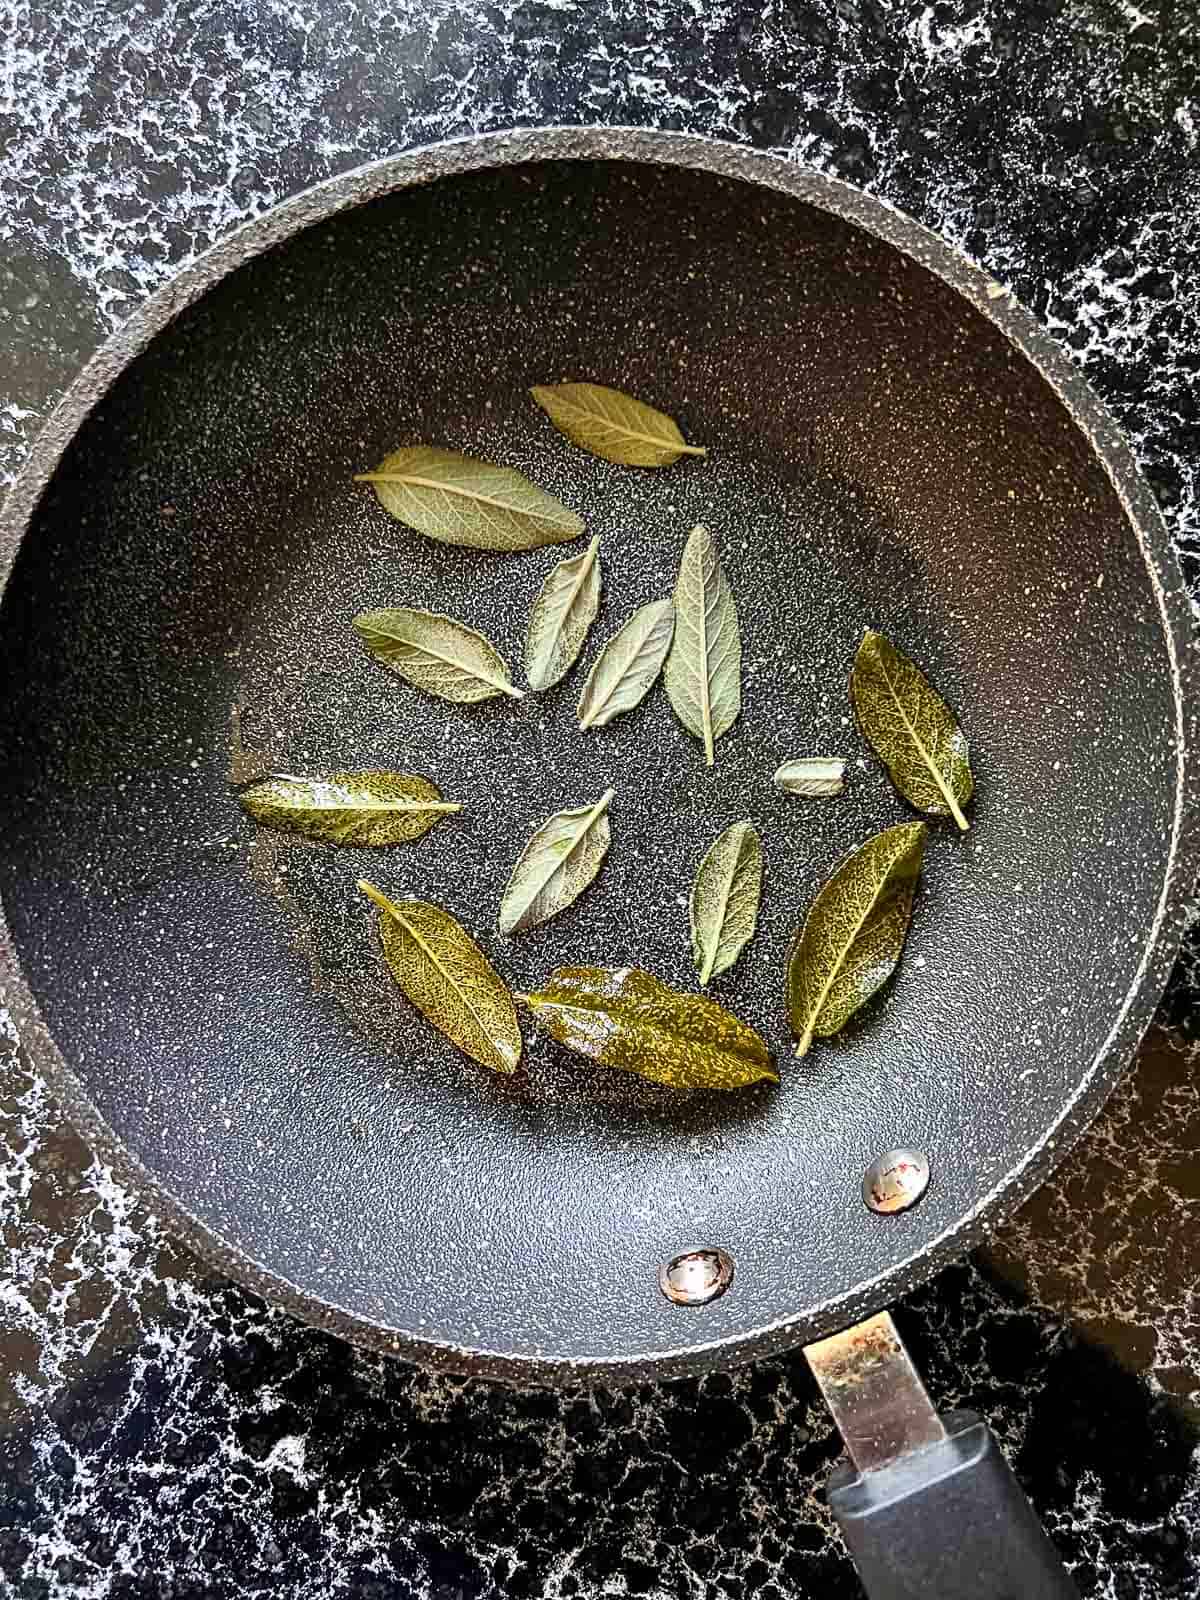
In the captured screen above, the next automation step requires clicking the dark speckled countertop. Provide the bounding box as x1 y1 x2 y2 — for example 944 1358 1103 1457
2 3 1199 1597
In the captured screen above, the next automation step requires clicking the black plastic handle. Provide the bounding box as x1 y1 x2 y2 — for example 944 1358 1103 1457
827 1410 1079 1600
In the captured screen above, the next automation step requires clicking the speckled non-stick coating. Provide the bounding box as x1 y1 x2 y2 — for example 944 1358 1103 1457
0 132 1195 1382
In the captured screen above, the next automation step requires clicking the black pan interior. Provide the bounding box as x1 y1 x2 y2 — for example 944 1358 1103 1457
0 156 1180 1374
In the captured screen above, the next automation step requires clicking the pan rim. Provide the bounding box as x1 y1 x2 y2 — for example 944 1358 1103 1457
2 124 1197 1384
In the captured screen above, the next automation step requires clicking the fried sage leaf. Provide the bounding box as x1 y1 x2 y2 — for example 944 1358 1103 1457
359 881 521 1073
531 382 706 467
851 630 973 830
690 820 763 986
498 788 614 934
576 599 675 730
240 771 460 845
786 821 926 1058
355 445 583 551
525 535 602 691
518 966 776 1090
664 524 741 766
773 758 846 798
354 608 523 703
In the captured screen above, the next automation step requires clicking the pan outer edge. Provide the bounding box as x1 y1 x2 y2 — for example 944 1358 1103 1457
1 125 1197 1385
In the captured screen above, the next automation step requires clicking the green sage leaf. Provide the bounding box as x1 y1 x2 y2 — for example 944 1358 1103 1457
518 966 776 1090
664 524 741 765
773 758 846 798
240 771 460 845
786 821 927 1058
851 630 973 830
498 788 614 935
354 608 523 703
359 881 521 1073
576 599 675 730
355 445 583 551
525 535 602 691
531 382 707 467
690 820 763 986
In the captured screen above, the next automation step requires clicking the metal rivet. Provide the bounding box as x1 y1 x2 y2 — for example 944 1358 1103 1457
658 1247 735 1306
862 1149 930 1215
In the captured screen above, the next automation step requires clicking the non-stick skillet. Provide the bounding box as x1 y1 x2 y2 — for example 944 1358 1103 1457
1 128 1196 1599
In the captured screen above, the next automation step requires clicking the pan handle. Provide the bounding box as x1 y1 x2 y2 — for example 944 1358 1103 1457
806 1315 1078 1599
826 1410 1078 1600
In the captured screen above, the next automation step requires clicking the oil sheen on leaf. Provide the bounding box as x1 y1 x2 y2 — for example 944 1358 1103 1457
664 524 741 765
354 445 583 550
498 788 614 934
690 820 763 986
518 966 776 1090
773 758 846 798
525 535 602 691
240 771 460 845
786 821 927 1058
358 881 521 1073
531 382 707 467
576 599 675 730
851 630 973 830
354 608 523 703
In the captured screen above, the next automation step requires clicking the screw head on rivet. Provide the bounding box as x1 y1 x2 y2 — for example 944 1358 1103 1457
658 1247 735 1306
863 1149 930 1214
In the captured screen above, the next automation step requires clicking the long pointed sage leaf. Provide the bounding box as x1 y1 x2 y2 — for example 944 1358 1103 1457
690 820 763 986
498 788 614 934
359 881 521 1073
525 535 602 691
786 821 926 1058
576 599 675 730
531 382 706 467
517 966 776 1090
664 524 741 765
851 630 973 830
241 771 460 845
354 608 524 703
355 445 583 550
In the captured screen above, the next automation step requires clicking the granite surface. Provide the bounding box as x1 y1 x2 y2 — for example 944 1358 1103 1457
1 1 1199 1596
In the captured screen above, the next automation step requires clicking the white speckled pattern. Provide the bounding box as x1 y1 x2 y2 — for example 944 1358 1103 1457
2 4 1200 1597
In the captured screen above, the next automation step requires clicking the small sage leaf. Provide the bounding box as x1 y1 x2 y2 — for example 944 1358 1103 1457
240 771 461 845
354 608 524 703
664 524 741 766
525 535 602 691
773 758 846 798
690 821 763 986
531 382 707 467
576 599 675 730
359 881 521 1073
355 445 583 550
851 630 973 830
518 966 776 1090
499 788 614 935
786 821 927 1058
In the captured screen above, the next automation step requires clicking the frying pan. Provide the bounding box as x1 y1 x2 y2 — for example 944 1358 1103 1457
1 128 1196 1598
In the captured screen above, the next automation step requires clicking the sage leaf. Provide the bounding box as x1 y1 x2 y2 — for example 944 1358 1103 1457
851 630 973 830
354 608 524 703
786 821 926 1059
517 966 776 1090
525 534 602 691
664 524 741 766
531 382 706 467
354 445 584 551
690 821 763 986
576 599 675 730
240 771 460 845
773 758 846 798
498 788 614 934
359 881 521 1073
